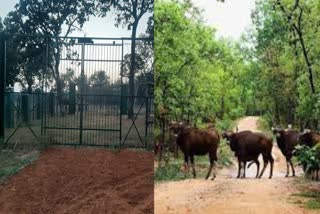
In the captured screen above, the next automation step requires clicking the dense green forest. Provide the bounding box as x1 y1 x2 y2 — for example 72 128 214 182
155 0 320 130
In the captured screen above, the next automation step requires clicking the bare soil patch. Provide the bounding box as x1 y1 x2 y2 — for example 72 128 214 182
0 148 154 214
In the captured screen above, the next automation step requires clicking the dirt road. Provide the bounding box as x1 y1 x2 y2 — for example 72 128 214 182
155 116 317 214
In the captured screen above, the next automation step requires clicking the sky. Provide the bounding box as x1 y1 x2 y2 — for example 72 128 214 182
0 0 255 39
0 0 149 38
192 0 256 40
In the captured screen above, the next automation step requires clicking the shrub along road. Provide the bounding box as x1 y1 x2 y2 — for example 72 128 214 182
155 116 319 214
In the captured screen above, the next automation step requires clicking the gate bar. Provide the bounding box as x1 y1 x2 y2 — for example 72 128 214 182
79 43 85 145
0 33 6 142
119 39 124 148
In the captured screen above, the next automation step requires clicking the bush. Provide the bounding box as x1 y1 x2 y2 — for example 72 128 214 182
215 119 235 132
155 161 191 181
294 144 320 180
218 139 233 166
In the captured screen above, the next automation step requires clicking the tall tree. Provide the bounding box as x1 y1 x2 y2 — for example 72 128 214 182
275 0 317 94
12 0 95 112
0 17 3 32
99 0 154 118
155 0 248 126
248 0 320 128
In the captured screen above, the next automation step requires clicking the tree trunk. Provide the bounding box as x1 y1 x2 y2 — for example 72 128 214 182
128 23 138 119
296 30 316 94
27 84 32 94
54 49 63 116
274 99 280 125
220 96 225 119
287 100 295 126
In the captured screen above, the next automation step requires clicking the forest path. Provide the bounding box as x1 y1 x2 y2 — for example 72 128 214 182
155 116 316 214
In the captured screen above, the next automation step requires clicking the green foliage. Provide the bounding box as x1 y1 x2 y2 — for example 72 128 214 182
294 144 320 176
257 116 272 134
0 150 38 183
247 0 320 128
305 200 320 210
217 140 233 166
155 161 191 182
215 119 235 132
155 0 249 127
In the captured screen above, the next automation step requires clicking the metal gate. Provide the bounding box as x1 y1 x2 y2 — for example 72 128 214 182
0 34 154 149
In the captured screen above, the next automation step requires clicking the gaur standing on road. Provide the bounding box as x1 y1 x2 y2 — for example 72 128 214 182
170 122 220 180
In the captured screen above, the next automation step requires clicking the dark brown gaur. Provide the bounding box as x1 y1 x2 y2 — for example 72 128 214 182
222 130 260 178
170 122 220 180
223 131 274 179
299 131 320 147
272 127 301 177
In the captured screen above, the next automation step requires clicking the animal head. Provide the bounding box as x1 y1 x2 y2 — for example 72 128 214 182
168 121 188 136
303 129 311 133
271 127 284 138
299 131 318 147
221 131 235 144
154 141 161 155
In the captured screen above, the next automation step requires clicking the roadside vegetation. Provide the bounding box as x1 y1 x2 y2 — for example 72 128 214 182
0 149 39 183
290 178 320 210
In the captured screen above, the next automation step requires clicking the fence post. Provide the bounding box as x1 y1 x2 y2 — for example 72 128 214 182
69 82 76 114
5 93 14 128
49 92 55 116
36 93 41 120
121 84 128 115
79 43 85 145
21 94 30 123
145 96 149 148
0 33 6 141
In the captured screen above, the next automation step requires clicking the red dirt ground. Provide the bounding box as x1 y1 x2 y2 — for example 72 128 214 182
0 148 154 214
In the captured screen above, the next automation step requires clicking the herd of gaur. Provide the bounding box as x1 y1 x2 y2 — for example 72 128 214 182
155 122 320 181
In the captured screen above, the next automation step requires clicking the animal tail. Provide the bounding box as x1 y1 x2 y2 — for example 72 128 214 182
247 161 255 169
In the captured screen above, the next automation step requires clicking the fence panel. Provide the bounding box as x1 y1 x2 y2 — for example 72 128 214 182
0 35 154 149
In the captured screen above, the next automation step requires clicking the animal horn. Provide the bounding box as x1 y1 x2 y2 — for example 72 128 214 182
303 129 311 133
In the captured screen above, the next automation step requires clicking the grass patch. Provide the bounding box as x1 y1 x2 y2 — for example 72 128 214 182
305 200 320 209
0 150 39 183
155 160 191 182
290 178 320 210
256 117 271 134
292 192 320 209
154 155 213 182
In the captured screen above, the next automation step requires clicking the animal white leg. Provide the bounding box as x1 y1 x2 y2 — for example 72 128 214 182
211 162 217 180
285 161 289 177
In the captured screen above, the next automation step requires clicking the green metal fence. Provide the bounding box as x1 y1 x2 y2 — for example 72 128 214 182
0 34 154 149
